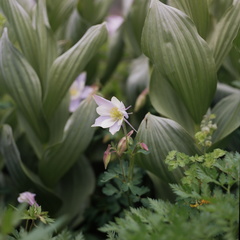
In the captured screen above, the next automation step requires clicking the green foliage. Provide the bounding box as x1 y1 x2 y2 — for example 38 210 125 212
100 152 239 240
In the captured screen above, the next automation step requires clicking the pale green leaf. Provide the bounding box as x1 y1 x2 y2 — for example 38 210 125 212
0 125 61 212
135 113 201 182
169 0 211 39
212 93 240 144
142 0 216 124
40 97 97 187
124 0 150 57
207 0 240 70
149 67 195 135
33 0 57 93
43 23 107 118
57 156 95 227
0 0 38 70
47 0 76 32
77 0 113 25
0 29 48 141
126 55 149 105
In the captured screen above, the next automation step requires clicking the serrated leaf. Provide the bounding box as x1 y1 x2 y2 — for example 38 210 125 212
0 29 48 142
135 113 201 183
39 97 97 187
0 125 61 213
207 0 240 70
43 23 107 118
142 0 216 124
169 0 211 39
212 93 240 144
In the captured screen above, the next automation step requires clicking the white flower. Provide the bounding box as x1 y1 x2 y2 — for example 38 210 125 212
17 191 38 206
91 95 132 135
69 72 94 112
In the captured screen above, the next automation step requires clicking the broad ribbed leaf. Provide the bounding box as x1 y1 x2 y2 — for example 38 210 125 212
136 113 201 182
0 0 38 70
0 29 48 141
212 93 240 144
124 0 150 56
100 25 124 84
150 67 195 135
207 0 240 70
0 125 61 212
77 0 113 25
34 0 57 93
47 0 76 32
169 0 211 39
43 23 107 118
126 55 149 105
142 0 216 124
57 156 95 227
40 97 97 187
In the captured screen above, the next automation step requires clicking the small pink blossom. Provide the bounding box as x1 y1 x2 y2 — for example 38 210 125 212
139 142 149 151
17 191 38 206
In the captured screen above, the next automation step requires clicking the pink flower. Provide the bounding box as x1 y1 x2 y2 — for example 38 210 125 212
17 191 38 206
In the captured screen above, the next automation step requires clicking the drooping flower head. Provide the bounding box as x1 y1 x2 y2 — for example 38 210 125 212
17 191 38 206
91 95 135 135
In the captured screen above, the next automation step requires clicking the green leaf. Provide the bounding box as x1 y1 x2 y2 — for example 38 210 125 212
43 23 107 118
212 93 240 144
206 0 240 70
77 0 113 25
126 55 149 105
0 0 38 70
135 113 201 183
33 0 57 94
0 29 48 142
169 0 211 39
124 0 150 57
57 156 95 227
149 67 195 135
40 97 97 187
0 125 61 213
142 0 216 124
47 0 76 32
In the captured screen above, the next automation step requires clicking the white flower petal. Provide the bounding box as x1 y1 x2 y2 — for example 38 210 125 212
101 118 116 128
111 96 122 108
117 118 124 126
93 95 113 108
96 105 112 116
109 122 121 135
92 116 109 127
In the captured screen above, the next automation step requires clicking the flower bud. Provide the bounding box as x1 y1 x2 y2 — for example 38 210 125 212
103 144 112 169
117 137 127 156
139 142 149 151
134 88 148 112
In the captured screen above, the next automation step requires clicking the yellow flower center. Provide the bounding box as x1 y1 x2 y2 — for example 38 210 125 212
70 88 79 97
110 107 123 121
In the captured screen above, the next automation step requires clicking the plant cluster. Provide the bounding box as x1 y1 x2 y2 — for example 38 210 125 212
100 152 239 240
0 0 239 239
